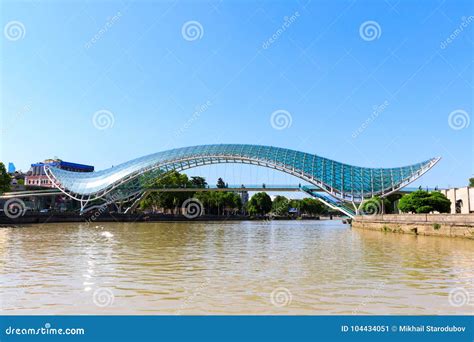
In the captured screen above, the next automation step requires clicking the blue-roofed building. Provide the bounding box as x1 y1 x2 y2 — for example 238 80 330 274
7 162 16 173
25 159 94 188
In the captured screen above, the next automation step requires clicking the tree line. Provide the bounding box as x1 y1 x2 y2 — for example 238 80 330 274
360 190 452 214
138 170 331 216
0 163 460 216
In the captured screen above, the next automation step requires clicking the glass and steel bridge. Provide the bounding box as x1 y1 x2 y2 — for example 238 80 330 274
43 144 440 217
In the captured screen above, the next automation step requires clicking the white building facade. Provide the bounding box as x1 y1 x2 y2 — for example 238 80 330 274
439 187 474 214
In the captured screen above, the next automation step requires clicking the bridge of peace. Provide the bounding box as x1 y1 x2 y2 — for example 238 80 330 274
5 144 440 218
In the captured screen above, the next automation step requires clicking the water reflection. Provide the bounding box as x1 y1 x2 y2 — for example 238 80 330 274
1 221 472 315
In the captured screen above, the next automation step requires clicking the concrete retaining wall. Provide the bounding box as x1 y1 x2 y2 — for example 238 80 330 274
352 214 474 239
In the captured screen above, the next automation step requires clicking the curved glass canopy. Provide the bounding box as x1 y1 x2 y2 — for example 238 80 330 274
44 144 440 202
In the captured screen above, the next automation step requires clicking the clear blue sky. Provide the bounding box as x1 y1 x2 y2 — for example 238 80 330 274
1 0 472 189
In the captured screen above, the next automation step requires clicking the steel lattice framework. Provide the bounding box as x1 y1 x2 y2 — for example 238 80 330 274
44 144 440 213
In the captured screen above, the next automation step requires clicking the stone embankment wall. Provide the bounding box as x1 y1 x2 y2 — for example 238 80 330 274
352 214 474 239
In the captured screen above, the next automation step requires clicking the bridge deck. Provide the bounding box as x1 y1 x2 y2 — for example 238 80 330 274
0 185 434 199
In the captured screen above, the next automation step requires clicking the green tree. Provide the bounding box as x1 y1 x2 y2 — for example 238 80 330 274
398 190 451 214
469 177 474 187
271 195 289 216
0 162 11 194
216 177 226 188
398 191 425 213
247 192 272 215
221 192 242 215
300 198 326 216
426 191 451 213
194 191 242 215
288 199 301 210
385 193 402 214
194 191 215 214
139 170 193 212
191 176 207 188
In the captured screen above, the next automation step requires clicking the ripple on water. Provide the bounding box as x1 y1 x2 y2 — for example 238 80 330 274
0 220 473 314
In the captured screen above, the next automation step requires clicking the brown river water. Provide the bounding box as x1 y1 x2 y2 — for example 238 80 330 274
1 220 473 315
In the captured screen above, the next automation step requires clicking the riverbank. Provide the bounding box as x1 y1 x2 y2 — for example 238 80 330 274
352 214 474 239
0 212 341 226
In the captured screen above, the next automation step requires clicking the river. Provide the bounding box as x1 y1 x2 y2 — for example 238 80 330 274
1 220 472 315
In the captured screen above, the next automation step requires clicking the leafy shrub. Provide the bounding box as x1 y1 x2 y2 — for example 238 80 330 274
398 190 451 214
416 205 432 213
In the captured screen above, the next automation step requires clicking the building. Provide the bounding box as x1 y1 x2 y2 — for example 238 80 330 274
9 170 26 191
7 162 15 173
238 190 249 206
439 187 474 214
25 159 94 188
